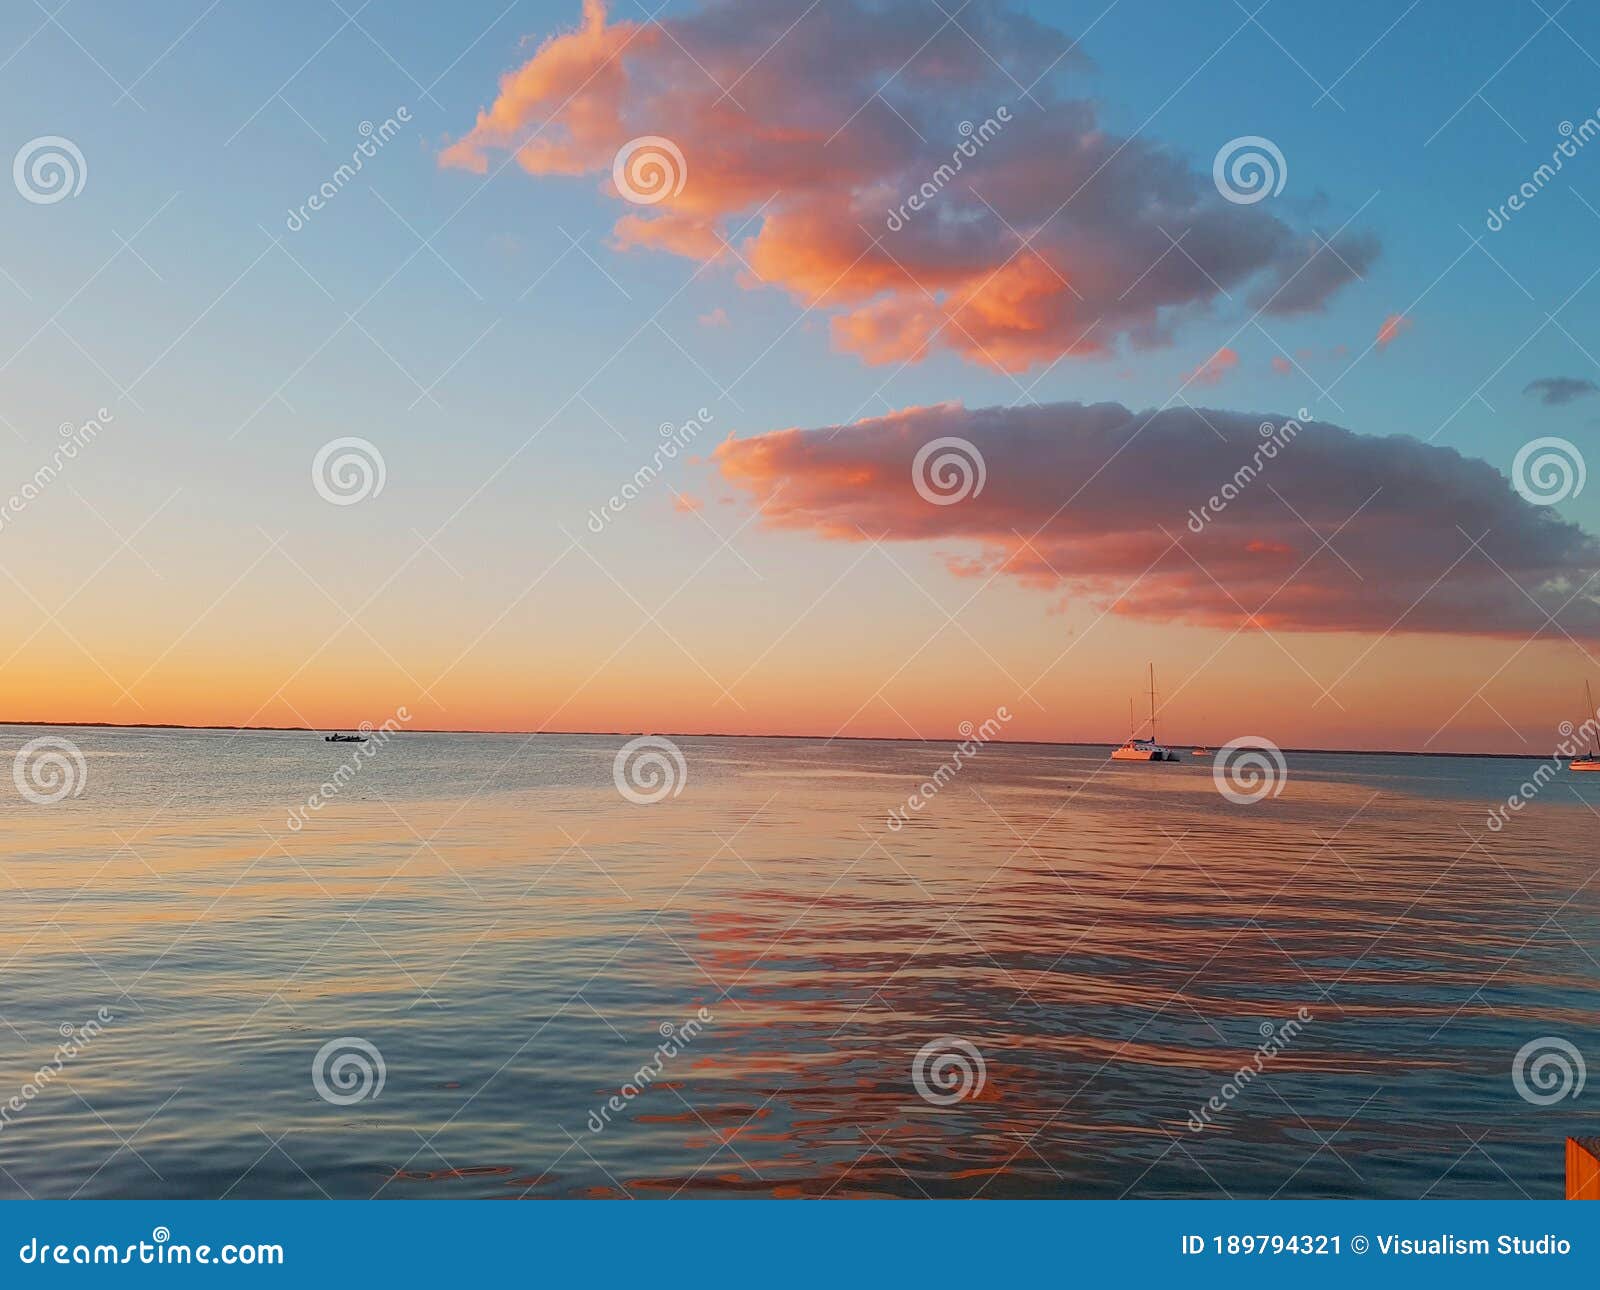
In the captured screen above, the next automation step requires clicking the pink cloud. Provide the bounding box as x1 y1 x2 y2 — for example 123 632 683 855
697 306 729 328
445 0 1379 373
1270 355 1292 374
672 493 705 513
1376 313 1412 350
1185 346 1238 386
711 400 1600 638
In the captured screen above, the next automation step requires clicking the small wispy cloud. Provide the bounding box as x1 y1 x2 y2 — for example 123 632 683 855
1524 376 1599 406
1376 312 1412 350
1185 347 1238 386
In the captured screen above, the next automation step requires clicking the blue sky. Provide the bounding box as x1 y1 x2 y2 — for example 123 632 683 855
4 0 1600 749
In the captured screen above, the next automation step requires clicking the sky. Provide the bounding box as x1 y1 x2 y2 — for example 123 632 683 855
3 0 1600 752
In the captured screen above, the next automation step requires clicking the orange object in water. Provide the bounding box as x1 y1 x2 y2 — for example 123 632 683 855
1567 1138 1600 1199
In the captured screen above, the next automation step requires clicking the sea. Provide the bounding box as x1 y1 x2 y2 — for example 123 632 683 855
1 725 1596 1199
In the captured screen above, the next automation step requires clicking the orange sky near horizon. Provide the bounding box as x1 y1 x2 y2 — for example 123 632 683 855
2 593 1587 754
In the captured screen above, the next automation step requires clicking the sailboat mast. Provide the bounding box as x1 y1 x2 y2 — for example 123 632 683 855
1148 663 1158 744
1588 681 1597 756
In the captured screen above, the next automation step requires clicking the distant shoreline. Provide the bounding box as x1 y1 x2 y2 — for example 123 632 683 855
0 719 1557 760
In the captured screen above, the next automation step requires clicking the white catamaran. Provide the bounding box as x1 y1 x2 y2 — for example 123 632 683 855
1112 664 1179 762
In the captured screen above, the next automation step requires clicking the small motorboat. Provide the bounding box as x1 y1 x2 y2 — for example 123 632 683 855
1111 666 1179 761
324 733 368 743
1191 747 1210 757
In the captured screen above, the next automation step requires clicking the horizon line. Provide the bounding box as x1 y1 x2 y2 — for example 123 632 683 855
0 719 1556 761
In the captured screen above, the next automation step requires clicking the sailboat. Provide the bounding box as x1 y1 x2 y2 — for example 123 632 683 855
1573 681 1600 771
1111 664 1179 762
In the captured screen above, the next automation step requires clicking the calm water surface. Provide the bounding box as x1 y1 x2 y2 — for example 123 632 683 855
2 726 1597 1199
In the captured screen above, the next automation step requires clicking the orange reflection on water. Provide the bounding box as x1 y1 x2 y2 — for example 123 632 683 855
3 731 1600 1197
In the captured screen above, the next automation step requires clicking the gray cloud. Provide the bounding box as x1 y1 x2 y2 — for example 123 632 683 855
1524 377 1599 406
